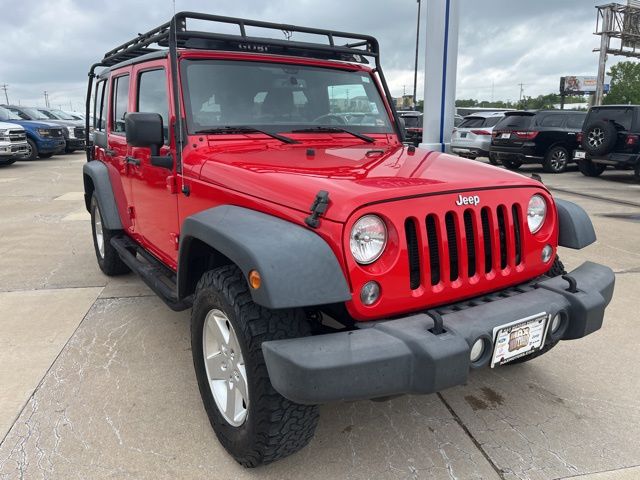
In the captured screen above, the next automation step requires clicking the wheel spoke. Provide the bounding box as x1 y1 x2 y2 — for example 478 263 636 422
235 364 248 402
225 382 238 419
205 353 226 380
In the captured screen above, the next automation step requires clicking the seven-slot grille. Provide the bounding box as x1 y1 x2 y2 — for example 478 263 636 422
405 204 523 290
8 129 26 142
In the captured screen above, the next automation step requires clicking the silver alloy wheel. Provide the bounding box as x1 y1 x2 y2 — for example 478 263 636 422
94 206 105 258
26 142 32 158
588 128 604 148
203 308 248 427
550 149 567 171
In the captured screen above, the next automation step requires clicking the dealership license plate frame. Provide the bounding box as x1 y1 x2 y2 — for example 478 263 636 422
491 312 549 367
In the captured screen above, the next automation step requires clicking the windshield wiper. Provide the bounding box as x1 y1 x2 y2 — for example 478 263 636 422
194 126 298 144
291 127 375 143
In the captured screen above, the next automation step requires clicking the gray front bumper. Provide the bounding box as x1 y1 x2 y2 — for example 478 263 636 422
262 262 615 405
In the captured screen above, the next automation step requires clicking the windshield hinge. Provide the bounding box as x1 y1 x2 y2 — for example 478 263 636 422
305 190 330 228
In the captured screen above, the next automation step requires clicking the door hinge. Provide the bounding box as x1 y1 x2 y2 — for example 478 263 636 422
169 233 180 250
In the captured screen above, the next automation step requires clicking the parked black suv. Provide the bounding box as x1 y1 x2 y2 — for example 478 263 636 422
397 110 423 146
490 110 586 173
574 105 640 180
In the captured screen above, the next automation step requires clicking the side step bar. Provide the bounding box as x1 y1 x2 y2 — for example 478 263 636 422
110 236 191 312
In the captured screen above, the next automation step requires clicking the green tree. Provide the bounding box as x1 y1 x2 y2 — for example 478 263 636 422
603 61 640 105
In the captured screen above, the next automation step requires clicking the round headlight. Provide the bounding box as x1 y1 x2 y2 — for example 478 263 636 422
350 215 387 264
527 194 547 233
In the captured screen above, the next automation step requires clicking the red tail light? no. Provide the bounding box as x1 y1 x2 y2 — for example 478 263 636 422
471 130 492 136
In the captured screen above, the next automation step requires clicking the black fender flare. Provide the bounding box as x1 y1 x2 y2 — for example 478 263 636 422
177 206 351 309
82 161 123 230
555 199 596 249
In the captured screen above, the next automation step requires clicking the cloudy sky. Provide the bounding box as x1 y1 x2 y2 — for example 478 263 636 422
0 0 623 111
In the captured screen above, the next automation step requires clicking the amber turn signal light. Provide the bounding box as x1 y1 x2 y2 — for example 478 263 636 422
248 270 262 289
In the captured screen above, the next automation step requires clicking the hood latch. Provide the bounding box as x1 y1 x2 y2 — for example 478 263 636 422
305 190 330 228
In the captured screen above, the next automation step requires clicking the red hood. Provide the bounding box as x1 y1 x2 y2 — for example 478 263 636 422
196 142 543 223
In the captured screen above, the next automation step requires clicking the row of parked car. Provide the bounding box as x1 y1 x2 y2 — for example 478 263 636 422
0 105 86 166
452 106 640 179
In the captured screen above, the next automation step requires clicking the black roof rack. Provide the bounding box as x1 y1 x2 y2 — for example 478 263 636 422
101 12 379 68
86 12 403 164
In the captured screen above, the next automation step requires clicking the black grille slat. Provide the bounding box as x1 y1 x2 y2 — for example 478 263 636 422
512 205 522 265
464 210 476 277
497 206 508 270
445 212 459 281
426 215 440 285
405 218 421 290
481 208 492 273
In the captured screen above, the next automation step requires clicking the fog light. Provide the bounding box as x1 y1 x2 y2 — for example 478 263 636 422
470 338 485 363
550 313 562 333
360 281 380 306
542 244 553 263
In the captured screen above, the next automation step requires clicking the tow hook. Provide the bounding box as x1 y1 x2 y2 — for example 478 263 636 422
562 275 579 293
427 310 445 335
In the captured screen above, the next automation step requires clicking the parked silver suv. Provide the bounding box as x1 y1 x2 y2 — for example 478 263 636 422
0 121 28 166
451 111 508 163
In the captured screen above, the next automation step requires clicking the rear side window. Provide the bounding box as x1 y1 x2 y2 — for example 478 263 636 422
93 80 107 131
137 69 169 141
566 114 586 129
459 117 484 128
496 114 534 129
111 75 130 134
589 108 634 131
538 114 565 128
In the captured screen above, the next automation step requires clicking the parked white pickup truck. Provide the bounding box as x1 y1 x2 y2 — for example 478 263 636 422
0 121 28 166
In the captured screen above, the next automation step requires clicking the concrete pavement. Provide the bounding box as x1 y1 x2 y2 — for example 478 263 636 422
0 154 638 479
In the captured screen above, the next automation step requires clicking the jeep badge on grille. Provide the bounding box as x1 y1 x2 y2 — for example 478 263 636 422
456 194 480 206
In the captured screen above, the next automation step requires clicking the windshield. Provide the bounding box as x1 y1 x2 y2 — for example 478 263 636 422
11 107 49 120
50 109 75 120
0 106 22 121
181 59 392 135
37 109 58 119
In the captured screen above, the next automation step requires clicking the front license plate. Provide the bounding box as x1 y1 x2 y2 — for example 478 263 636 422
574 150 586 159
491 313 548 367
501 133 511 139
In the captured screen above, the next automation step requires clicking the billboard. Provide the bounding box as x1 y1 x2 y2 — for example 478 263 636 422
560 76 610 95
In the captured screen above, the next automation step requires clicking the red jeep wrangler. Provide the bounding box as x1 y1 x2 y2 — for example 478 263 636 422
83 13 615 467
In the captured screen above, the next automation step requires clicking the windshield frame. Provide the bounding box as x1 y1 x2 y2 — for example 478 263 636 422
179 57 394 137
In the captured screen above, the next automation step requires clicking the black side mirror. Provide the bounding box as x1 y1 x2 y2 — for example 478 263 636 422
125 112 173 169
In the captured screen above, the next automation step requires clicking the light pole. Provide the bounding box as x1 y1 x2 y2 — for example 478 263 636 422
413 0 421 110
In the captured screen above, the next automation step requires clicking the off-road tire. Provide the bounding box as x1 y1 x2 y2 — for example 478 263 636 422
577 159 606 177
543 146 569 173
38 152 54 159
507 256 567 365
191 265 319 467
582 120 618 156
25 139 38 161
90 194 129 276
501 157 522 170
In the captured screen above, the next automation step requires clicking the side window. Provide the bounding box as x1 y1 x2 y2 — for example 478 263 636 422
566 114 585 129
137 69 169 141
483 116 502 128
111 74 130 134
93 80 107 131
539 115 564 128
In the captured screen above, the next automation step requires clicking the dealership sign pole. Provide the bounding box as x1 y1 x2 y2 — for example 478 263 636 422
419 0 459 153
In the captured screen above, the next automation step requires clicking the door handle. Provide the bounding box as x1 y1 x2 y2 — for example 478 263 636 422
125 156 141 166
